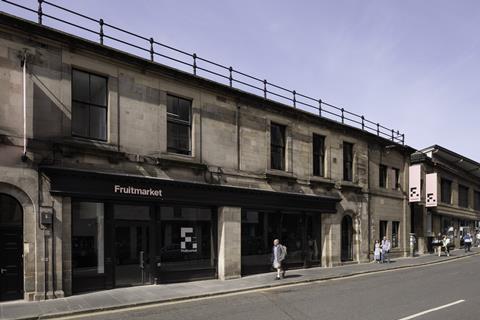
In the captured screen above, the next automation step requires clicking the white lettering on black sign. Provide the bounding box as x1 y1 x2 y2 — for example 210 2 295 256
114 185 163 197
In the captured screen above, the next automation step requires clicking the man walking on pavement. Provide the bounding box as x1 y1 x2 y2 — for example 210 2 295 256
381 236 391 263
272 239 287 280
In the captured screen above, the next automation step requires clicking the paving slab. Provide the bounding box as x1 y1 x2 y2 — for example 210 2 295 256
1 248 479 320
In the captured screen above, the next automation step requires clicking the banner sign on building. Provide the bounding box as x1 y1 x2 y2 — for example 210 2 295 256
425 173 438 207
409 165 421 202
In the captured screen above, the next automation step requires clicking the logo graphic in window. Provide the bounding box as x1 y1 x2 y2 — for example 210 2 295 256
181 227 197 253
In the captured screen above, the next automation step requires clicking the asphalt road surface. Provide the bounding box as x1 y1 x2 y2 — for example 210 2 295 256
59 255 480 320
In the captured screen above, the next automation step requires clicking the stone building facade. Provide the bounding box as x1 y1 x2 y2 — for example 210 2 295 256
410 146 480 254
0 12 412 301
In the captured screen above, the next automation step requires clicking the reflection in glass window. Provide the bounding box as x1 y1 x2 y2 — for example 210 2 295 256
167 95 192 155
313 134 325 177
0 194 22 225
72 202 105 275
271 123 286 170
343 142 353 181
392 221 400 248
157 207 214 277
71 69 108 140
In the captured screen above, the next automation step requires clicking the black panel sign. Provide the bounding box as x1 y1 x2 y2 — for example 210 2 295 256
41 167 340 213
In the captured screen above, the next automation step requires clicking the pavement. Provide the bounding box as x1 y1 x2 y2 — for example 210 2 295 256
1 248 479 320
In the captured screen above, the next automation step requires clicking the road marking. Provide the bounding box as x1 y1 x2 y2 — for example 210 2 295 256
397 300 465 320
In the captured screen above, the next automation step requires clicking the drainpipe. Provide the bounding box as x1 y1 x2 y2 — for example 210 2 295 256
21 50 28 162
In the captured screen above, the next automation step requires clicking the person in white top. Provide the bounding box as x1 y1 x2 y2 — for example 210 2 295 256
381 236 391 263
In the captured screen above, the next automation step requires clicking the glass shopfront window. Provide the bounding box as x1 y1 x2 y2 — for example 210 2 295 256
113 204 151 288
72 201 105 292
156 206 216 283
241 210 321 275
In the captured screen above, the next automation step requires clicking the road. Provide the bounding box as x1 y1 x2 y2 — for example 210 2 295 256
58 255 480 320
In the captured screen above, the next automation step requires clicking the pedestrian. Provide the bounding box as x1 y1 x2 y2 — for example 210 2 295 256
434 233 443 257
442 235 450 257
464 232 472 252
381 236 391 263
476 231 480 247
272 239 287 280
374 240 381 263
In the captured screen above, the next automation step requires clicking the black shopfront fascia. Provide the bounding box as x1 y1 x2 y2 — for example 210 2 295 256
41 167 340 212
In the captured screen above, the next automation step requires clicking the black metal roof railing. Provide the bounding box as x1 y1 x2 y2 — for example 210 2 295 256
1 0 405 145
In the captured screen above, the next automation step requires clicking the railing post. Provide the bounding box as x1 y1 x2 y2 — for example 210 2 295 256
377 123 380 136
341 108 344 124
149 38 154 62
391 129 394 141
293 90 296 108
99 19 104 45
318 99 322 117
37 0 43 25
193 53 197 75
263 79 267 99
229 67 233 87
361 116 364 130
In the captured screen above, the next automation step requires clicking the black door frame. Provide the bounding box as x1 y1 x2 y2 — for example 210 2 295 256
0 193 24 301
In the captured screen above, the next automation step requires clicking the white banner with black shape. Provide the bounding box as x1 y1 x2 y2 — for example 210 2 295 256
409 165 421 202
425 173 438 207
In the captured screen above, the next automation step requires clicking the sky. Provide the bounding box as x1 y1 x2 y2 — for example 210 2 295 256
4 0 480 161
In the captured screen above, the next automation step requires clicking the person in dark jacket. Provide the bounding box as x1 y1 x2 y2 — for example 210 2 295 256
464 233 473 252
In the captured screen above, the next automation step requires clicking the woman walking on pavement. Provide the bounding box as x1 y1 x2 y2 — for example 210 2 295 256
374 240 381 263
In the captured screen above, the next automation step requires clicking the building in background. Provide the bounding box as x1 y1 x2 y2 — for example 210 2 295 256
410 145 480 254
0 5 412 301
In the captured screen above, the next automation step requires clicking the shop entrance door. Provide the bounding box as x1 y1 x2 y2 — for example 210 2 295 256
341 215 353 262
0 194 23 301
113 205 151 287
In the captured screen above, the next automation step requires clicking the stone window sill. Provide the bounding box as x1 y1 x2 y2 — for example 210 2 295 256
309 176 335 188
265 169 298 181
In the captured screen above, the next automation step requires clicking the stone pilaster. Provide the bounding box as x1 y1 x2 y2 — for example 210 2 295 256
217 207 241 280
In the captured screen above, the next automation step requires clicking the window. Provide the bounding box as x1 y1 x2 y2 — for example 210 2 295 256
458 184 469 208
440 178 452 204
72 69 107 140
392 221 400 248
379 220 388 240
72 201 106 292
156 206 215 280
343 142 354 181
379 165 387 188
271 123 286 170
167 95 192 155
312 134 325 177
393 168 400 190
475 191 480 211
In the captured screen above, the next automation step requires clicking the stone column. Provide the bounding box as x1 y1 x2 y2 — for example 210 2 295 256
321 213 341 267
52 195 64 298
217 207 241 280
